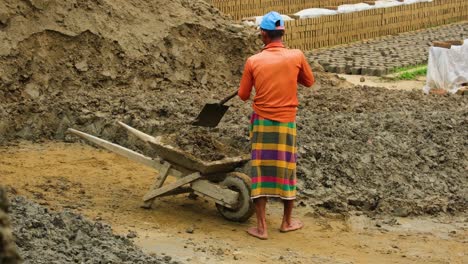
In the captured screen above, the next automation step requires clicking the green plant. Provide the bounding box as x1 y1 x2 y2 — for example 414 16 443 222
395 67 427 80
393 64 426 73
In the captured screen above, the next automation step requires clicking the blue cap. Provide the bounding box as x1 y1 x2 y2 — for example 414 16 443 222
260 11 285 31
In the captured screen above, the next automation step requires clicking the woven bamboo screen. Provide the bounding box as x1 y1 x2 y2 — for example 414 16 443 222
282 0 467 50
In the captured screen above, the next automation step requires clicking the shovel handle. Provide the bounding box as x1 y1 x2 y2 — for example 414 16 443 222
219 90 239 105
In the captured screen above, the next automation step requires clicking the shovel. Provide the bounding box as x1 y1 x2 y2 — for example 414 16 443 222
192 90 238 127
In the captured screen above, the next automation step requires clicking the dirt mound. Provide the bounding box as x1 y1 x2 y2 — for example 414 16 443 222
9 195 178 264
0 187 21 264
153 83 466 216
0 0 258 143
295 85 467 216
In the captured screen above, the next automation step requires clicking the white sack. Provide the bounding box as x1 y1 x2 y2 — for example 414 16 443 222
294 8 337 19
374 0 404 8
292 0 435 20
423 40 468 94
403 0 433 5
338 3 372 13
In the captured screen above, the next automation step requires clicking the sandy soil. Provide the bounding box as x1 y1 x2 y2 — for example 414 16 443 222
1 141 466 264
339 74 426 91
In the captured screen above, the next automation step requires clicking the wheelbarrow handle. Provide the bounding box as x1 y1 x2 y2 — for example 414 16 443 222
219 90 239 105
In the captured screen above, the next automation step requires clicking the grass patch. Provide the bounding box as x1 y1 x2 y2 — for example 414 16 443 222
385 65 427 80
395 67 427 80
393 64 426 73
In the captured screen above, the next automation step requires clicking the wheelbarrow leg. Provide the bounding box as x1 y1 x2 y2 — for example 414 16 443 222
142 172 202 207
142 161 172 209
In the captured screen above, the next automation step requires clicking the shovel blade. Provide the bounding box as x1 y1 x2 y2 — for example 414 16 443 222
192 103 229 127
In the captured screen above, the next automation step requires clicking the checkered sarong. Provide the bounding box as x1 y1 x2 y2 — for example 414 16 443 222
250 112 297 200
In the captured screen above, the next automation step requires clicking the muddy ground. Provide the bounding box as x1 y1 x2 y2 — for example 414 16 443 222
8 195 175 264
296 85 467 215
5 80 465 217
0 187 21 264
1 143 467 264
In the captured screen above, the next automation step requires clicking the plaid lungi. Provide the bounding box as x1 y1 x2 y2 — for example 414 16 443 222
250 112 297 200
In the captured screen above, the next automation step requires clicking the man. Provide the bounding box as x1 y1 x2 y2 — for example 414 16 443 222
237 11 315 240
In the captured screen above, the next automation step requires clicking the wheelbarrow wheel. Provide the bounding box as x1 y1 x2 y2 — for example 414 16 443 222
216 172 254 222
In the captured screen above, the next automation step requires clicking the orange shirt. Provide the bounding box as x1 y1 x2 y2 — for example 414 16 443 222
238 42 315 122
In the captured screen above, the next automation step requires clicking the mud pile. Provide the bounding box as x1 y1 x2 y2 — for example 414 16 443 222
163 130 243 161
0 187 21 264
151 83 467 216
295 85 467 216
9 195 178 264
0 0 258 143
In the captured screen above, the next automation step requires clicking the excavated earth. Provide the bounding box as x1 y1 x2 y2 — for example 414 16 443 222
295 85 467 216
8 195 176 264
0 0 259 144
0 187 21 264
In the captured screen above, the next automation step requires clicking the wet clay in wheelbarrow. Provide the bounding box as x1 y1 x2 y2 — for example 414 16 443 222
150 131 249 174
168 131 242 161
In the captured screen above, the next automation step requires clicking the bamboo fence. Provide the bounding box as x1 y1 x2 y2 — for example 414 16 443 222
208 0 468 50
282 0 467 50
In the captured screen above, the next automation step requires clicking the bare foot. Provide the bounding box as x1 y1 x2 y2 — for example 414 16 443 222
280 219 303 233
246 227 268 240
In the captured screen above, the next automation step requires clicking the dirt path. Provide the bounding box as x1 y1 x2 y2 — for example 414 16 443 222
1 141 466 264
338 74 426 91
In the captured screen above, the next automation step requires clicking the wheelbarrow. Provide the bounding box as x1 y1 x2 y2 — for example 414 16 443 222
67 122 254 222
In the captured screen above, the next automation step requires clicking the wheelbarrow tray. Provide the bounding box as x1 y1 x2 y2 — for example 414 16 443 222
149 136 249 175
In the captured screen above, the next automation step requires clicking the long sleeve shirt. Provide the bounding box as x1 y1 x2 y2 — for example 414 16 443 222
238 42 315 122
